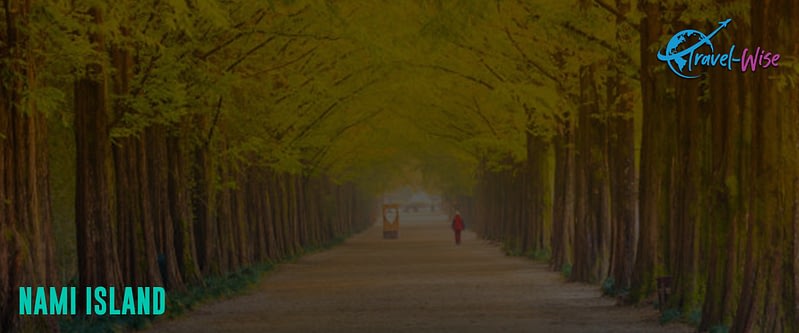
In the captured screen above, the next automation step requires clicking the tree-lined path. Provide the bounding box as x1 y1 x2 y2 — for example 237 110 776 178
150 212 688 333
3 1 798 332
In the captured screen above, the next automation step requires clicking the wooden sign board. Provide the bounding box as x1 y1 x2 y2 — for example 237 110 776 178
382 204 399 239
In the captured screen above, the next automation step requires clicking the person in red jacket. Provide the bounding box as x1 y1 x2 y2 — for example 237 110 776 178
451 210 465 245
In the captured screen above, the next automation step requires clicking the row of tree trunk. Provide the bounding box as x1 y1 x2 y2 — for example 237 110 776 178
0 5 375 332
472 1 798 332
633 2 798 331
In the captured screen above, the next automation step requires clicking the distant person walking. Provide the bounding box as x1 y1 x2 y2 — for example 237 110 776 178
451 210 465 245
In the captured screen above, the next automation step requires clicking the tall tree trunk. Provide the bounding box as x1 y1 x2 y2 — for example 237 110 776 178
264 170 279 260
607 0 637 296
525 108 552 255
0 0 56 329
733 1 799 331
699 8 748 330
668 25 707 313
246 168 268 262
215 161 234 273
146 125 184 289
167 128 201 285
572 64 612 283
551 120 575 274
631 0 676 302
74 6 123 312
191 121 219 275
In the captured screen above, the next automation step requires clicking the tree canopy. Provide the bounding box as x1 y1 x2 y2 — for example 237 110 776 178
2 1 798 332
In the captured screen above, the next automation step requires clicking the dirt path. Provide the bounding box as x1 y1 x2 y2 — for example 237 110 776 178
149 212 690 333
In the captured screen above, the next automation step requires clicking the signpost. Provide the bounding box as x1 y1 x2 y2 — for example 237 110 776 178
382 204 399 239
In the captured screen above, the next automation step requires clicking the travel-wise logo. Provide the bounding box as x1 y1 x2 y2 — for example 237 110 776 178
657 19 780 78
